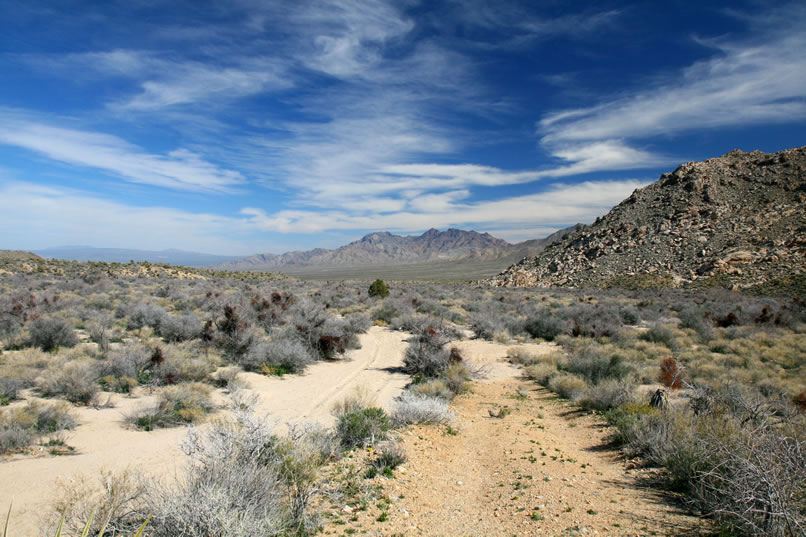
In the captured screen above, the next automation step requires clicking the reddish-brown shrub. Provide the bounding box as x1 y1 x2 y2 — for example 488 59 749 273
659 357 682 389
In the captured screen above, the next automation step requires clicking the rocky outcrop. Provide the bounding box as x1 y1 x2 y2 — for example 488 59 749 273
488 146 806 289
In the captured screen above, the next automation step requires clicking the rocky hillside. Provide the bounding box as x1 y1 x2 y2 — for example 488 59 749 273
0 250 42 261
489 146 806 290
216 227 574 271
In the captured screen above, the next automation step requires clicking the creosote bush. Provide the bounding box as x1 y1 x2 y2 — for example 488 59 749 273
335 407 391 449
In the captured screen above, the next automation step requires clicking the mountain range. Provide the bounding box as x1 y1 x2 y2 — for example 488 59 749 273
33 246 240 267
213 227 578 272
489 146 806 290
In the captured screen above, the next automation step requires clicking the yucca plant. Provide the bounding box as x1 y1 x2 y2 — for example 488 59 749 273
3 504 150 537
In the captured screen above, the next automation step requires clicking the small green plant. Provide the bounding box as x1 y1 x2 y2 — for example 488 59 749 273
488 406 511 419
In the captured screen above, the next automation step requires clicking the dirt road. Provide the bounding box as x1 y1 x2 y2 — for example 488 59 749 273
323 347 702 536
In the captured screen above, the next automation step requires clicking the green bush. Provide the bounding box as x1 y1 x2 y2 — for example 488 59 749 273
335 407 390 448
522 311 565 341
368 279 390 299
639 324 679 351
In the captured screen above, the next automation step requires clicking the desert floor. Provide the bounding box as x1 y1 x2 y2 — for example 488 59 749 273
1 327 702 536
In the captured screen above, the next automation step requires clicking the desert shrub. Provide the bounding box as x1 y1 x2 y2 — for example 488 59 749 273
53 469 149 537
158 311 201 342
560 304 623 338
146 410 322 537
391 392 453 426
0 377 25 405
335 407 390 448
640 323 679 351
373 302 401 324
620 306 640 325
244 336 315 374
522 310 565 341
0 400 77 454
143 344 217 386
523 363 558 385
345 313 371 336
409 378 453 400
0 424 33 454
130 382 214 430
402 329 452 378
100 342 152 380
659 357 683 389
36 359 99 404
86 314 114 353
562 346 632 385
468 311 506 340
98 374 138 394
507 348 543 366
367 440 407 478
679 307 714 341
603 402 661 445
28 317 78 351
315 318 353 360
215 304 254 359
443 362 472 395
548 373 588 399
368 279 389 299
211 365 245 390
608 386 806 536
577 379 635 411
126 302 167 330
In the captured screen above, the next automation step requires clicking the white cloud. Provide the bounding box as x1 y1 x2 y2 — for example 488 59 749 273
241 179 645 234
540 24 806 144
122 59 291 110
43 50 293 110
0 110 243 192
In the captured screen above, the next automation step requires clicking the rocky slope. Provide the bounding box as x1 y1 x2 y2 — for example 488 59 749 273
216 227 575 271
489 146 806 289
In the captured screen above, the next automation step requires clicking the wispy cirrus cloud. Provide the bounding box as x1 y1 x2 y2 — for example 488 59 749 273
0 109 243 192
27 49 293 110
539 11 806 145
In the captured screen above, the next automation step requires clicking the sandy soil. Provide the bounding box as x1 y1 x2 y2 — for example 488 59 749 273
0 326 410 535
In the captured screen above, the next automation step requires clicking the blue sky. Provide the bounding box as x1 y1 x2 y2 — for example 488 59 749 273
0 0 804 255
